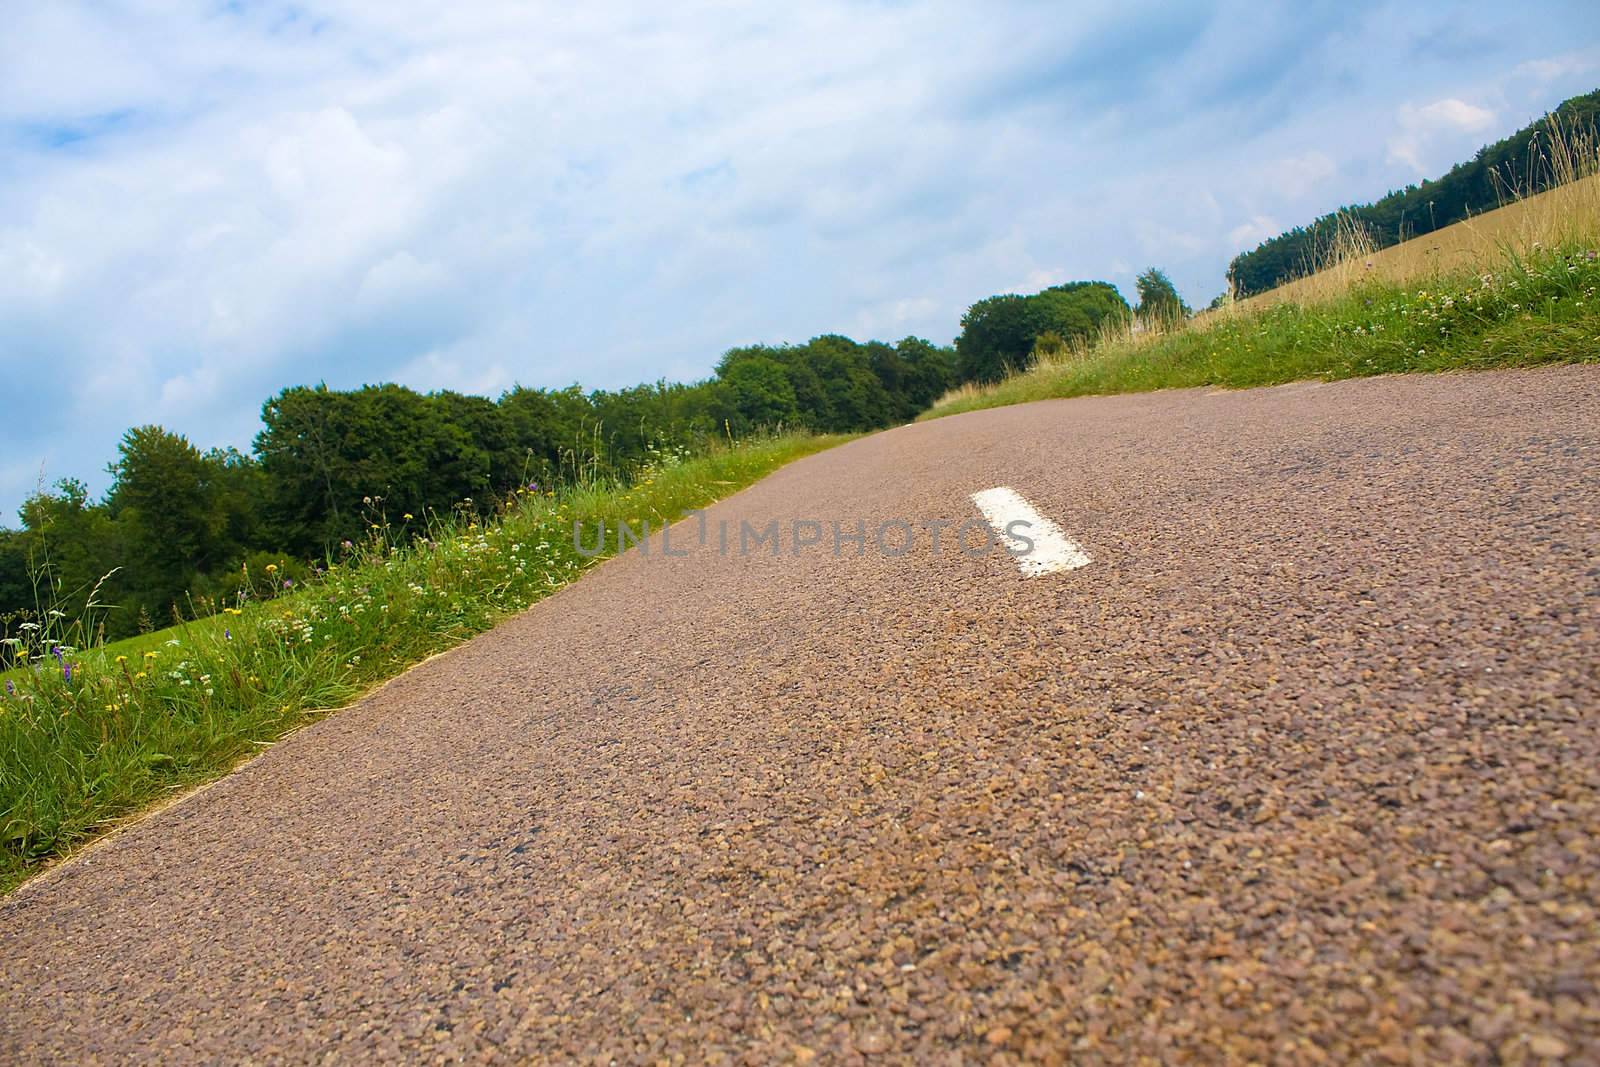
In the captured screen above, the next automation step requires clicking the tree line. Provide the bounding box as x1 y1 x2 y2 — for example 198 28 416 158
4 269 1192 643
1 336 957 640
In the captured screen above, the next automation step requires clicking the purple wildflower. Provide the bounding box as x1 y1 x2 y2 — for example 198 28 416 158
283 579 294 589
224 628 232 641
4 679 13 696
51 645 64 664
62 663 73 683
528 481 540 492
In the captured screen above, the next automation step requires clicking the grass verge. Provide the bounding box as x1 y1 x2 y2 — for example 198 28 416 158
0 432 845 893
923 243 1600 419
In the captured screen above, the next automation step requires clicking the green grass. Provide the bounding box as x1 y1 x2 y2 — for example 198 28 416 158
923 244 1600 419
0 432 846 893
0 618 227 687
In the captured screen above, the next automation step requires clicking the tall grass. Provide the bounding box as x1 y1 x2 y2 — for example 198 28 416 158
0 432 844 892
923 241 1600 419
927 118 1600 420
1233 116 1600 312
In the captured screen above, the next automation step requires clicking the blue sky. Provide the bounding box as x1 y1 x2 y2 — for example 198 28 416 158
2 1 1598 520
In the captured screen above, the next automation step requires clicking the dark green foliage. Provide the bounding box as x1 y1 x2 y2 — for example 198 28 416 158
13 480 125 638
3 332 954 638
715 335 954 433
1229 89 1600 296
0 531 29 626
718 356 801 430
956 282 1130 382
1135 268 1189 329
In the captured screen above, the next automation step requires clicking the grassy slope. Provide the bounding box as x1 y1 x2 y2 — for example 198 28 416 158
1237 173 1600 312
0 433 846 892
924 242 1600 420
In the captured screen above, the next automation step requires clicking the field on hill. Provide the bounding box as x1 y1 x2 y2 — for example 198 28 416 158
1233 171 1600 312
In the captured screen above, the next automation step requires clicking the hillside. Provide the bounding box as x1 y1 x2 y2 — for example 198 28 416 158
1231 170 1600 311
1228 88 1600 296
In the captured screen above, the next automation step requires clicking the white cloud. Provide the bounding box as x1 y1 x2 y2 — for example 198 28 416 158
1517 50 1599 84
852 296 940 338
1387 97 1497 173
3 1 1599 516
1266 152 1337 198
1414 98 1497 133
1227 215 1281 251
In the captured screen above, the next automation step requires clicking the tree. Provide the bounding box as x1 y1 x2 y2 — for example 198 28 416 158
956 283 1130 383
106 426 233 620
956 294 1040 383
1135 268 1188 330
888 337 958 416
719 356 800 432
17 479 126 636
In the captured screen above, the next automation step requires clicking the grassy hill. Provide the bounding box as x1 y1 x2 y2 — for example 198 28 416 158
1228 89 1600 296
923 137 1600 420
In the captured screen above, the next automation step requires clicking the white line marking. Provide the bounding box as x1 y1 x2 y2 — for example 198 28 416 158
970 486 1092 577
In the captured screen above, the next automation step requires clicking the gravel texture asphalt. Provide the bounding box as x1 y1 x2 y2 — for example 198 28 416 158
2 365 1598 1065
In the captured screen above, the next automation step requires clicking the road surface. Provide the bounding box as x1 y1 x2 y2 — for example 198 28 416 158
3 365 1598 1064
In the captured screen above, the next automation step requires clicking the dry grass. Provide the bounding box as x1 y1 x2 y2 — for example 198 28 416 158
1225 119 1600 315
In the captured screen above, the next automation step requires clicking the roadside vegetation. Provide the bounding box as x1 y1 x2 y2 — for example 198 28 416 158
1226 89 1600 296
925 109 1600 420
6 88 1598 892
0 337 950 649
922 241 1600 418
0 432 842 891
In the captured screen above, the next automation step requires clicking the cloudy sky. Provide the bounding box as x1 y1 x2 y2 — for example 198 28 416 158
2 2 1598 520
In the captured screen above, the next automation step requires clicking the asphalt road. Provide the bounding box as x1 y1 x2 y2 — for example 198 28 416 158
3 365 1598 1065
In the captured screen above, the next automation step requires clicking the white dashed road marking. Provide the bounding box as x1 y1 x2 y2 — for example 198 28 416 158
969 486 1092 576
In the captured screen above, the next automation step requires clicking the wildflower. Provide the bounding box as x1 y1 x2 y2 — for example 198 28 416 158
144 650 158 659
403 513 414 521
63 663 73 682
134 672 146 681
115 655 128 665
265 564 278 574
4 680 12 696
224 628 232 641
